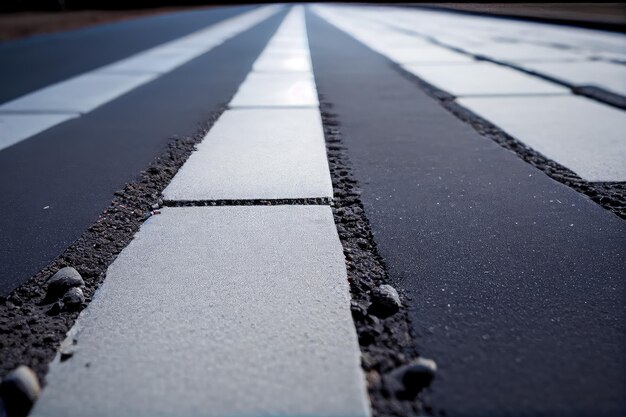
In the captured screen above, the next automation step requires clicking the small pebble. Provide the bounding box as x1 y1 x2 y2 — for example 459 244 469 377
47 267 83 297
0 365 40 417
62 287 84 309
369 284 402 318
391 357 437 397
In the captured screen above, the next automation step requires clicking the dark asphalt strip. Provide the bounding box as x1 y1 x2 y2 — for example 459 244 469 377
307 10 626 417
0 5 256 104
0 10 287 297
320 105 431 416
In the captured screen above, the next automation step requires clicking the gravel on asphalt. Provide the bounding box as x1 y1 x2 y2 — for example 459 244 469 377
320 99 435 417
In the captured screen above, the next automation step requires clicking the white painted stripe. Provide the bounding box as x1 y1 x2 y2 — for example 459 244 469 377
165 6 327 201
458 95 626 181
163 108 332 200
0 72 159 113
0 113 79 151
515 60 626 97
402 62 569 96
229 72 319 107
30 206 371 417
253 51 312 72
0 6 280 150
230 6 318 108
165 6 328 201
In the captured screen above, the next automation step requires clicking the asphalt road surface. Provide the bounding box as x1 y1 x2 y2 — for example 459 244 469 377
1 4 625 417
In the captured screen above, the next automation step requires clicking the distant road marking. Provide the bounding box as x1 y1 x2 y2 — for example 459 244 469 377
314 5 626 182
229 72 319 107
402 62 569 96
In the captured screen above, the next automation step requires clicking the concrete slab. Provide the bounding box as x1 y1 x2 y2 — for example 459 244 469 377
229 72 318 107
0 113 79 151
461 42 587 62
379 46 474 64
458 95 626 181
402 62 569 96
31 206 370 417
163 108 332 200
516 60 626 96
253 51 312 72
0 72 159 113
265 37 309 51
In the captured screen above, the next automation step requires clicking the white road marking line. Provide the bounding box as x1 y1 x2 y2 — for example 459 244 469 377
458 95 626 181
30 206 371 417
402 62 570 96
0 72 159 113
0 6 280 152
253 51 312 72
0 113 80 151
515 60 626 97
378 46 474 64
33 7 370 416
229 72 319 107
230 6 318 108
163 108 332 200
457 43 587 62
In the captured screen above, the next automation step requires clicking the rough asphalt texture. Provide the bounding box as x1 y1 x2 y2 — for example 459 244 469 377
0 9 286 296
321 104 430 417
307 10 626 417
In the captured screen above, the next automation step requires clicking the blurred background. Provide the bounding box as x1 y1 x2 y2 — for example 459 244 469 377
0 3 624 42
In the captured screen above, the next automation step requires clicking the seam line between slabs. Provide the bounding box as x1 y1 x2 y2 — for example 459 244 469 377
164 197 332 207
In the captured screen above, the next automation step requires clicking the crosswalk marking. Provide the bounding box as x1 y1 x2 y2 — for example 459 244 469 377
229 73 319 107
0 72 159 113
515 60 626 97
314 5 626 182
31 7 370 416
0 6 280 152
402 62 569 96
458 95 626 182
0 113 79 151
